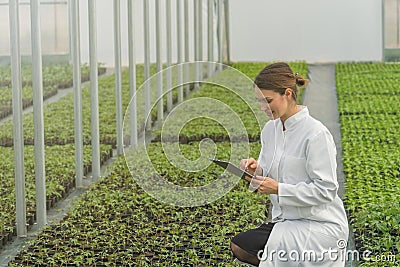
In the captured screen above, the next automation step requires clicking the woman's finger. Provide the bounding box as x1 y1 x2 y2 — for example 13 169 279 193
254 175 265 181
240 159 248 169
246 158 256 169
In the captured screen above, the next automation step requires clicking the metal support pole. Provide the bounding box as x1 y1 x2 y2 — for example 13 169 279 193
155 0 163 122
31 0 47 228
166 0 173 112
177 0 183 103
114 0 123 156
88 0 101 180
128 0 138 147
9 0 27 237
218 0 223 71
198 0 203 80
397 0 400 47
224 0 230 63
70 0 84 188
194 0 199 89
67 0 73 62
207 0 214 77
184 0 190 96
382 0 386 60
143 0 151 130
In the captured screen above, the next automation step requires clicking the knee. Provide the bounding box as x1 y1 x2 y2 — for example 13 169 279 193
230 234 245 257
230 241 241 256
230 241 260 266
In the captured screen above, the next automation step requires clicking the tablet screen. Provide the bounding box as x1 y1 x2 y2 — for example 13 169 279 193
209 158 254 179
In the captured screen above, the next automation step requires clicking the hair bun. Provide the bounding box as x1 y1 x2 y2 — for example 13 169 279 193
294 73 308 87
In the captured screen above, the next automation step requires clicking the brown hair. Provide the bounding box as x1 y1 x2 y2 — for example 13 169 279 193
254 62 308 101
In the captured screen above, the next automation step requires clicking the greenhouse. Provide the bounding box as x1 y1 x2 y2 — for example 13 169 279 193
0 0 399 266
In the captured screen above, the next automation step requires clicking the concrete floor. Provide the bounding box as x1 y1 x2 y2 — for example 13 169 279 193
302 64 356 267
302 64 345 199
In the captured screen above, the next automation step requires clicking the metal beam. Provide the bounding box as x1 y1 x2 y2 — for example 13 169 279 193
207 0 214 77
31 0 47 228
143 0 151 130
184 0 190 96
194 0 199 89
218 0 223 71
198 0 203 80
224 0 231 63
114 0 123 156
88 0 101 180
70 0 84 188
128 0 138 147
177 0 183 103
166 0 173 112
155 0 163 121
9 0 27 237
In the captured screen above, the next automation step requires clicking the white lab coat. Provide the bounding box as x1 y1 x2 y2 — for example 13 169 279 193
257 106 349 267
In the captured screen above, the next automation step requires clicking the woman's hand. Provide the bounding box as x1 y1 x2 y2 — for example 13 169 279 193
251 176 279 195
240 158 258 175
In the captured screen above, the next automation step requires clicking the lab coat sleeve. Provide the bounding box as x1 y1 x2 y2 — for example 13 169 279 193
278 130 338 207
257 121 275 177
257 126 267 177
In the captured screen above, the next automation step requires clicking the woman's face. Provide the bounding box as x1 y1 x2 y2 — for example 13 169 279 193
256 88 291 120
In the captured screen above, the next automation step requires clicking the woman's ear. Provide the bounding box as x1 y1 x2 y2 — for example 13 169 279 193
285 88 292 97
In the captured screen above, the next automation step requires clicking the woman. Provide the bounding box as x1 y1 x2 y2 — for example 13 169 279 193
230 62 349 266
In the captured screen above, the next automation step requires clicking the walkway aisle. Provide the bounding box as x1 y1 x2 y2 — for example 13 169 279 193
302 64 344 198
302 64 355 267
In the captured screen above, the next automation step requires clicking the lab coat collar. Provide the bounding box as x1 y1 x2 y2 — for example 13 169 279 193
281 105 308 131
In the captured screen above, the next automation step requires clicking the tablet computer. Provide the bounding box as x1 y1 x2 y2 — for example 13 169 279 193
209 158 255 180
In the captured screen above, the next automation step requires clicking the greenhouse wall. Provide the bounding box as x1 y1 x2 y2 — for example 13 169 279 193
0 0 383 66
229 0 382 63
0 0 69 64
76 0 382 66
